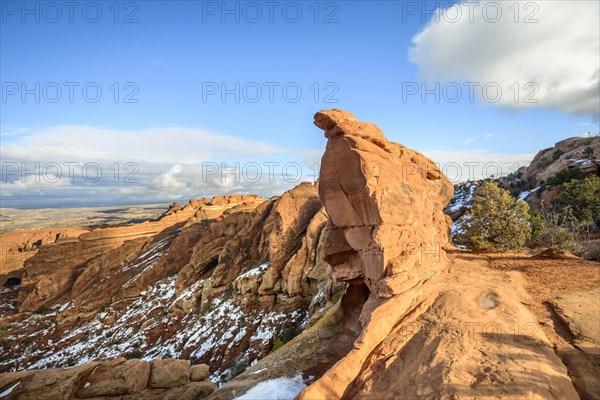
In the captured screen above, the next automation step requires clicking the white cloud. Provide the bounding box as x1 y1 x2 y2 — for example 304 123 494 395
409 0 600 116
0 125 322 207
423 149 533 183
578 130 600 138
0 174 72 195
148 164 187 191
464 137 476 145
0 125 537 206
0 125 293 164
484 133 493 139
145 163 316 199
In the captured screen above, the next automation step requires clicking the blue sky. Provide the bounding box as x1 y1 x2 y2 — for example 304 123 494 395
1 1 599 207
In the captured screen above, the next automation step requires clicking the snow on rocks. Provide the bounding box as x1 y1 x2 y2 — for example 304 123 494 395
446 181 477 214
1 265 308 389
234 263 270 295
234 374 307 400
236 263 269 280
517 186 541 201
0 382 20 398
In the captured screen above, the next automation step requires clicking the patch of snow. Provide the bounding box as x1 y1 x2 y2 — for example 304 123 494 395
0 227 310 387
451 215 471 249
517 186 540 201
235 374 307 400
447 182 477 212
0 382 20 398
236 263 269 280
451 215 469 235
449 202 463 212
84 382 90 388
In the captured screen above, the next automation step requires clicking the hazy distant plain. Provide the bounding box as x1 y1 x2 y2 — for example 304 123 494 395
0 204 169 233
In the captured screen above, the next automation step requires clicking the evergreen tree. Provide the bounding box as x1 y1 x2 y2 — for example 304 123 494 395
455 181 531 251
555 177 600 222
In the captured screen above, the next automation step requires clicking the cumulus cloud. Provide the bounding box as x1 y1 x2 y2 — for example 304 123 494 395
148 165 187 191
409 0 600 116
0 125 322 207
145 163 317 200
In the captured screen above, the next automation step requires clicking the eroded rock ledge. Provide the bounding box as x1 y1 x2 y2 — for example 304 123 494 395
0 358 215 400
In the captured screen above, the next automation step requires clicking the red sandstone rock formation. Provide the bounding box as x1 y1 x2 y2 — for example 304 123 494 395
13 196 264 313
523 136 600 186
315 109 453 295
293 110 579 400
3 111 594 399
0 358 215 399
0 228 89 287
0 187 335 383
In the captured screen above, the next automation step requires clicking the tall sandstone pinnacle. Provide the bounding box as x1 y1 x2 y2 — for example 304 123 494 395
315 108 453 296
296 110 579 399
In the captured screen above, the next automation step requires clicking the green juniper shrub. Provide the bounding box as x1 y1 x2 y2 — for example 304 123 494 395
454 181 531 251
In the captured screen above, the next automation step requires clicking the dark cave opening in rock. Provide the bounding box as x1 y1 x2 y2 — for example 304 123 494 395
4 277 21 287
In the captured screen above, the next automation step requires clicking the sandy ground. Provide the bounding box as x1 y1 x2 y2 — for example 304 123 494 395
479 251 600 352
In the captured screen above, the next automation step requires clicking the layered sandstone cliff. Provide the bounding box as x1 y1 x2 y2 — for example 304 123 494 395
0 185 338 385
0 228 90 288
12 196 264 314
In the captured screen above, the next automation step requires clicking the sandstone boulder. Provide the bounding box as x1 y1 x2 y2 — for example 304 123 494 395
131 381 216 400
0 358 215 400
177 381 217 399
76 358 150 397
149 359 191 389
190 364 210 381
0 363 97 400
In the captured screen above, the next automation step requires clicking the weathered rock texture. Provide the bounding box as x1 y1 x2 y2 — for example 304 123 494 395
290 110 580 399
173 182 328 308
315 108 453 295
14 196 263 314
523 136 600 186
548 288 600 400
0 358 215 400
0 186 338 384
0 228 89 288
